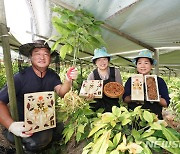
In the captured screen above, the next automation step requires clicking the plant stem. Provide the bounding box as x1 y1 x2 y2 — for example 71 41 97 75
73 34 80 66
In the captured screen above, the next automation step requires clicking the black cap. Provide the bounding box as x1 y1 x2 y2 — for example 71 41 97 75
19 40 51 57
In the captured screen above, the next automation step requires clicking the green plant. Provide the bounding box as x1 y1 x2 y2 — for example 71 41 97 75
167 77 180 122
0 61 20 88
54 70 180 153
161 76 180 133
82 106 180 154
51 9 106 145
56 102 96 144
51 7 106 64
0 63 6 88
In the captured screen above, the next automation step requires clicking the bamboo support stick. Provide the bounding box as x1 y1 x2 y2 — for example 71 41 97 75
0 0 23 153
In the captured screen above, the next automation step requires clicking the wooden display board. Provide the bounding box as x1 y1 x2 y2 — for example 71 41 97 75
24 91 56 133
145 75 160 102
131 74 144 101
79 80 103 98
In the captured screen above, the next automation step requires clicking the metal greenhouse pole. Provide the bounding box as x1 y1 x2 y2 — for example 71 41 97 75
0 0 23 153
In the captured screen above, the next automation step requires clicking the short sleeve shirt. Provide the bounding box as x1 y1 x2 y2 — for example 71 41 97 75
0 66 61 120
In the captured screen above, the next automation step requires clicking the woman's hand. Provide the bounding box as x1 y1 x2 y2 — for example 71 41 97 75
124 95 132 103
85 93 95 101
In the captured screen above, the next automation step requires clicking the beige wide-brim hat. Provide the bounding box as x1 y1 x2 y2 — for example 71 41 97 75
19 40 51 57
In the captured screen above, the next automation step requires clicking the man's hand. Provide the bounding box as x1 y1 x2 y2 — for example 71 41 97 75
66 67 78 81
8 122 32 138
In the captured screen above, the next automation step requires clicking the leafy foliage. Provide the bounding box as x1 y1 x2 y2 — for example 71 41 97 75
83 106 180 154
161 76 180 133
0 61 20 89
54 70 180 153
165 77 180 122
0 63 6 88
51 7 106 64
56 101 96 144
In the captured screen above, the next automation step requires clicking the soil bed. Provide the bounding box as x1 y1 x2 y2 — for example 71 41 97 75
0 124 15 154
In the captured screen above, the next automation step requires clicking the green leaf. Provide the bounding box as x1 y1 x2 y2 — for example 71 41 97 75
119 106 129 112
102 112 115 123
87 25 101 34
91 130 109 154
66 22 78 31
52 17 70 36
82 16 93 25
153 130 165 139
76 27 87 35
66 9 75 17
82 149 89 154
60 44 73 59
93 34 106 46
64 127 74 144
162 126 179 141
82 42 94 51
87 35 102 48
98 130 111 154
141 142 152 154
133 106 142 116
51 38 62 51
134 106 142 112
146 136 157 142
110 120 116 127
112 106 121 118
88 123 107 137
94 20 104 25
128 143 143 153
148 137 180 154
121 112 131 119
77 124 85 133
122 119 131 126
109 150 119 154
60 14 69 21
150 122 162 130
143 110 153 123
93 129 104 141
83 142 94 151
166 127 180 139
76 131 82 143
141 129 155 138
108 140 114 149
67 36 76 47
132 129 140 141
113 132 121 146
79 35 89 45
112 106 120 117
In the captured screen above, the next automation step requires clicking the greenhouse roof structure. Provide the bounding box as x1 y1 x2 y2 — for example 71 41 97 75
1 0 180 76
